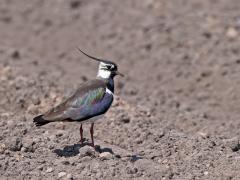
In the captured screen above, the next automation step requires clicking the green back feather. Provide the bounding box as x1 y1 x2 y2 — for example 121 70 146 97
72 88 105 107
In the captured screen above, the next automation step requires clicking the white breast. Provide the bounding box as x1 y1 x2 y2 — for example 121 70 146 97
106 88 113 95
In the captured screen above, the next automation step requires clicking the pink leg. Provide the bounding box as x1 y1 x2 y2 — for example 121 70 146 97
90 123 94 147
80 124 84 144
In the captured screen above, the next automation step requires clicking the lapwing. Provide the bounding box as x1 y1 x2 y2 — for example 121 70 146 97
33 49 123 147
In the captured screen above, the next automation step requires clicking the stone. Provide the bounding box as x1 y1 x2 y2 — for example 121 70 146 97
224 137 240 152
46 167 54 173
11 50 20 59
99 152 113 160
66 173 73 179
121 114 130 123
20 147 27 152
226 27 238 39
27 103 39 113
22 138 35 152
126 166 138 174
79 145 96 157
8 137 22 151
58 171 67 178
37 165 44 171
55 130 64 137
70 0 81 9
135 159 154 171
0 143 6 154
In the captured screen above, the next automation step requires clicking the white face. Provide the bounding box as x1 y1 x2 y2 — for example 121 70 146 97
97 62 112 79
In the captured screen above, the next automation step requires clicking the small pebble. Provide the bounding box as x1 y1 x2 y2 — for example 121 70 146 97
70 0 81 9
99 152 113 160
79 145 96 157
0 143 6 154
58 171 67 178
121 115 130 123
37 165 44 171
66 173 73 179
46 167 54 173
8 137 22 151
226 27 238 39
11 50 20 59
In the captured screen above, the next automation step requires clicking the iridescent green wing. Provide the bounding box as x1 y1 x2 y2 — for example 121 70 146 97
43 79 106 121
71 87 106 108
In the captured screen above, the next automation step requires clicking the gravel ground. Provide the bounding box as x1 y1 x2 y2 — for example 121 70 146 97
1 0 240 179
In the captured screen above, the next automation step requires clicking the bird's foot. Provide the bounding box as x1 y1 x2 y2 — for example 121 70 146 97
79 138 85 145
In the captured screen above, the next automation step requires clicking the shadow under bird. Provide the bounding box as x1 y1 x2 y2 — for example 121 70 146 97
33 49 124 147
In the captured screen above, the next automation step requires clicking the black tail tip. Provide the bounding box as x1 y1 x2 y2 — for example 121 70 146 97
33 115 50 126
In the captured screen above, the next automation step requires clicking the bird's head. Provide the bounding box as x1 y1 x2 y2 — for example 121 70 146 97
78 48 124 79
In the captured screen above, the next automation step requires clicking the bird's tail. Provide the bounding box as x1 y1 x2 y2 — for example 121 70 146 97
33 115 50 126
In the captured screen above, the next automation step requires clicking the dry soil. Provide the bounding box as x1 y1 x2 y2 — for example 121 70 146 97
1 0 240 179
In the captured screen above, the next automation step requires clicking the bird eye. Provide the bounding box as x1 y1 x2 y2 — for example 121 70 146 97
106 65 112 70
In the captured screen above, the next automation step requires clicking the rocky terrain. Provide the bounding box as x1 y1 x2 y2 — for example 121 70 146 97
1 0 240 179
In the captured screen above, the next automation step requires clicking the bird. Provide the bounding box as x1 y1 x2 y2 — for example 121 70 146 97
33 48 123 147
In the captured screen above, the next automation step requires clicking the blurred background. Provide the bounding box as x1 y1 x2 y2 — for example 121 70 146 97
1 0 240 179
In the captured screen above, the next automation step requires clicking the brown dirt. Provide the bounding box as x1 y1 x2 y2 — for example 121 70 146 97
1 0 240 179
